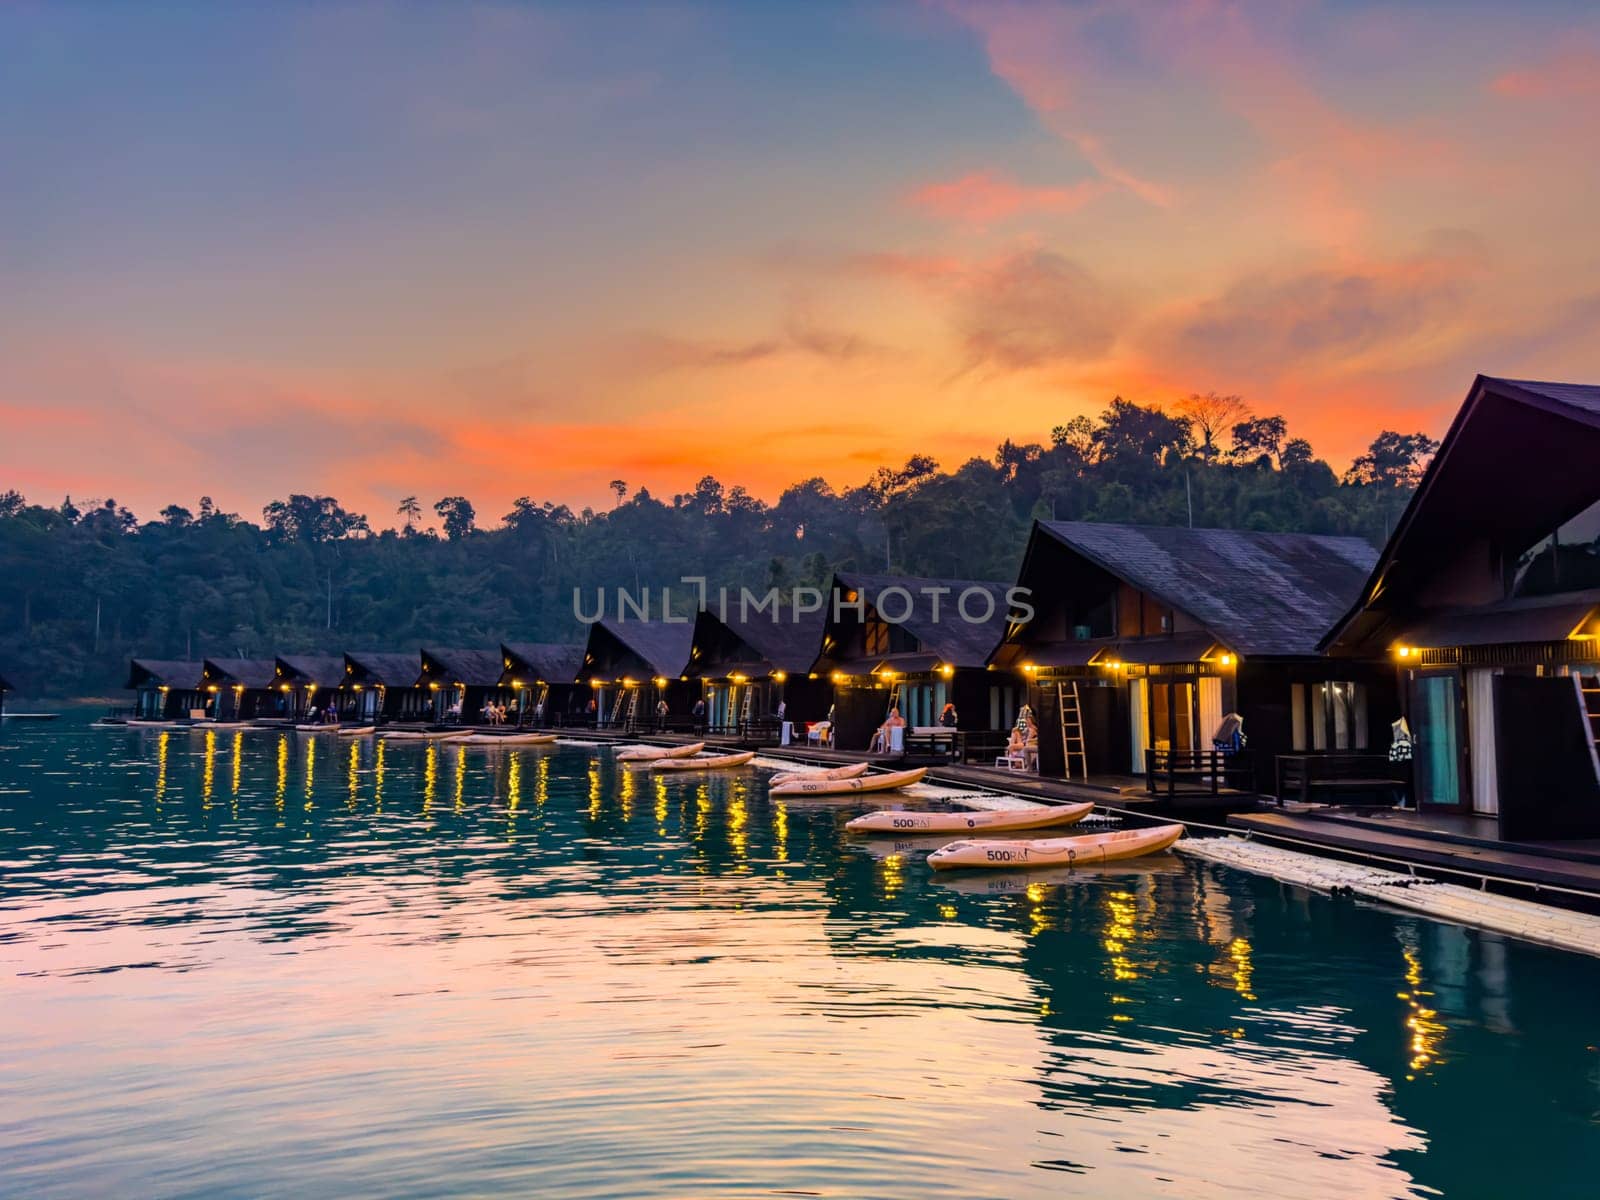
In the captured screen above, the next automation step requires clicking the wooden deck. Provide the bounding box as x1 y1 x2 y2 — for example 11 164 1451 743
1229 809 1600 896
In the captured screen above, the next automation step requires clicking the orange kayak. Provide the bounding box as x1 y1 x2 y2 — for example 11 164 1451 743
768 762 870 787
618 741 704 762
649 751 756 771
768 767 926 797
927 823 1184 871
846 800 1093 835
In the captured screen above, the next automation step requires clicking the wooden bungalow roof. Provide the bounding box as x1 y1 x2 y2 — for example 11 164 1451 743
833 572 1014 669
342 652 424 687
274 656 347 689
202 658 279 689
686 606 828 678
500 642 587 686
418 648 507 688
1324 375 1600 652
1030 521 1376 658
583 618 696 680
126 659 204 689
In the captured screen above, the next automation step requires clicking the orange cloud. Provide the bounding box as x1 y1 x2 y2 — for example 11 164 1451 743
906 170 1107 226
1490 47 1600 99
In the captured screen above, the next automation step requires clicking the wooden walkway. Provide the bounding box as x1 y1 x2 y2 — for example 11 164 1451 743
1230 810 1600 895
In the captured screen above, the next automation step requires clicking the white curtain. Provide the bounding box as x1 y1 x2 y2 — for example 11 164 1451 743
1130 678 1149 774
1199 676 1224 747
1467 668 1500 815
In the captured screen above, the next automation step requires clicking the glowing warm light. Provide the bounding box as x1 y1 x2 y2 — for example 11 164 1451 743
1396 645 1416 659
772 670 786 682
1219 653 1234 667
939 664 954 678
1022 662 1037 673
830 671 845 683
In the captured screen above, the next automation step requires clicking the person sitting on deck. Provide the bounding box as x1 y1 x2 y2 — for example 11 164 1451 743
939 702 958 728
655 698 669 727
871 706 907 753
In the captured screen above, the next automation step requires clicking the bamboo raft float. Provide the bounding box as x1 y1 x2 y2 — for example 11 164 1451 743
768 767 927 798
1178 836 1600 959
617 741 704 763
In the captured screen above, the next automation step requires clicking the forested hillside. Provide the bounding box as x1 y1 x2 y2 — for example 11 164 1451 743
0 396 1436 697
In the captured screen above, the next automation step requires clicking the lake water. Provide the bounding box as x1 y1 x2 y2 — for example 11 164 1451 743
2 715 1597 1198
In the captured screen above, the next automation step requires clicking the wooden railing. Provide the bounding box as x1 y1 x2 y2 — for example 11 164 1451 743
1145 748 1255 799
1273 753 1410 806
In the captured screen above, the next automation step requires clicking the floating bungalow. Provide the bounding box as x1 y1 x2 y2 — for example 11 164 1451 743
812 573 1015 752
1321 376 1600 838
417 649 515 724
574 618 696 729
989 521 1386 794
272 656 347 722
126 659 206 720
684 606 831 738
498 643 587 726
199 658 282 722
341 652 430 722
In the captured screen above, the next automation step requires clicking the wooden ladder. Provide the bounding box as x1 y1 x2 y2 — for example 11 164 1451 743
1581 674 1600 777
738 683 754 734
622 687 640 731
533 684 549 724
1056 679 1088 782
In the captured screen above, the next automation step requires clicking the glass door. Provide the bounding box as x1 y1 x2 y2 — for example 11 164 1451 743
1411 671 1464 810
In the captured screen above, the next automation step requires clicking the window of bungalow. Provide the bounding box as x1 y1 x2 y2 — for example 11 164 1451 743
1505 495 1600 599
1291 681 1369 751
1070 591 1117 640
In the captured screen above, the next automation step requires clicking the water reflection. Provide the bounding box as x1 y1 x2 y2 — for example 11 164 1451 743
1 717 1597 1200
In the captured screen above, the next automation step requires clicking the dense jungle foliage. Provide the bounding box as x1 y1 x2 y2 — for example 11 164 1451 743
0 395 1437 696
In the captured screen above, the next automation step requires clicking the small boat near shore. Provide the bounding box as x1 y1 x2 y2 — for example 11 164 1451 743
846 800 1094 836
336 725 376 737
618 741 704 763
380 729 471 742
294 724 343 733
927 823 1185 871
649 751 756 771
768 767 926 798
454 731 558 746
768 762 870 787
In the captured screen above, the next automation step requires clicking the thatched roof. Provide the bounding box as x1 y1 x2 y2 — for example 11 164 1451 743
419 648 507 688
274 656 347 689
500 642 586 685
1033 521 1375 658
835 572 1014 668
126 659 204 689
343 652 424 687
202 658 279 689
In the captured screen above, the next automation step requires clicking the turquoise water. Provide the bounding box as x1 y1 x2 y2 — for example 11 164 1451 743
2 716 1598 1199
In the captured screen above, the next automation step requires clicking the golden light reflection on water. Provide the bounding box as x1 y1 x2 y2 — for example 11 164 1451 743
587 761 602 820
535 753 550 814
373 739 386 812
230 732 243 806
1105 890 1139 1004
453 745 467 814
506 752 523 837
1229 937 1257 1001
155 731 170 805
880 853 904 900
304 736 317 810
201 729 216 810
772 801 788 863
727 790 748 868
275 735 288 819
423 743 438 818
347 740 360 809
1399 942 1446 1079
654 776 669 837
619 761 636 821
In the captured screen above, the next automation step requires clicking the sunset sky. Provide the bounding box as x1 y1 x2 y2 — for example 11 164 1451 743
3 0 1598 526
